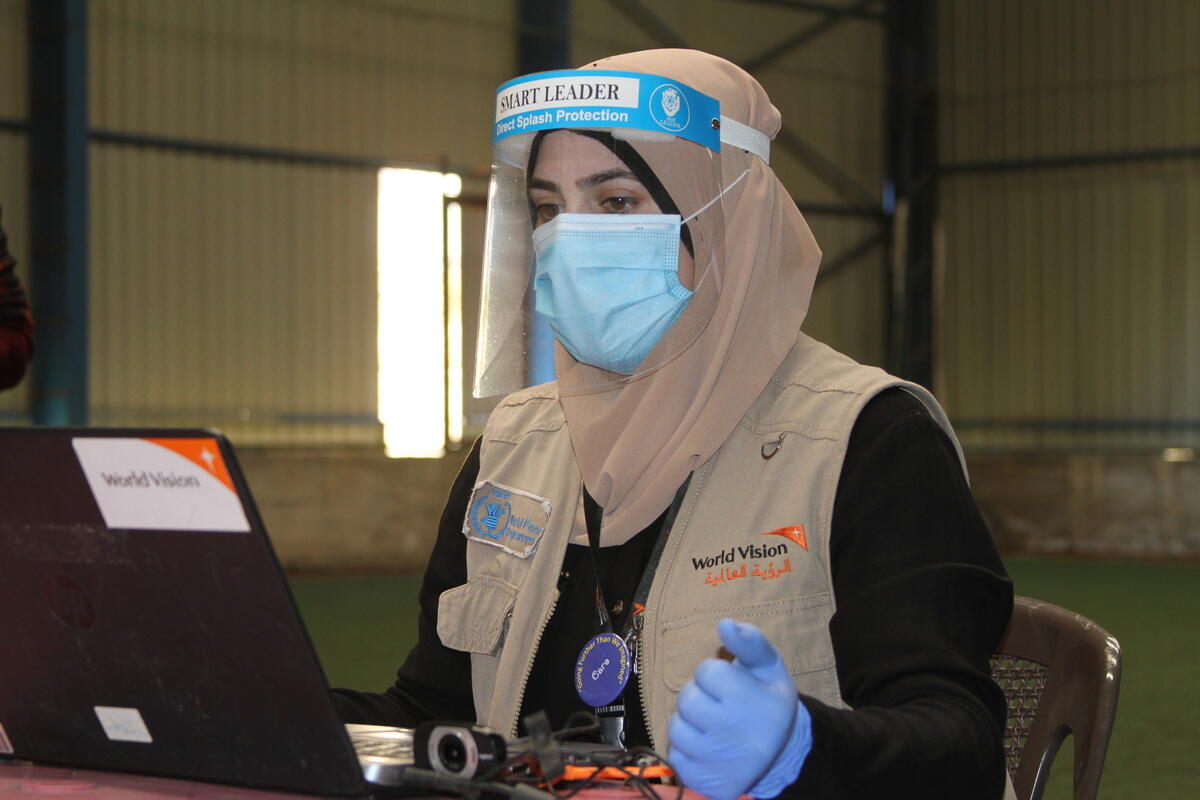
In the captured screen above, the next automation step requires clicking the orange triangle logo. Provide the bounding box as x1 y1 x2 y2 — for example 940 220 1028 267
763 525 808 551
145 438 236 494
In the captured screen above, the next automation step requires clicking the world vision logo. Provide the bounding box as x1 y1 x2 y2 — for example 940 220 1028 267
691 524 808 586
763 524 808 551
145 438 236 493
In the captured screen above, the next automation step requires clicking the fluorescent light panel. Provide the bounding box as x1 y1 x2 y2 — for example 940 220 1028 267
377 168 461 458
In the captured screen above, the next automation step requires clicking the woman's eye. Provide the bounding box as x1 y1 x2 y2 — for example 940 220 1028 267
534 204 561 225
601 196 637 213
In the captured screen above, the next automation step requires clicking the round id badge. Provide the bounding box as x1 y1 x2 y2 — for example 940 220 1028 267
574 632 631 707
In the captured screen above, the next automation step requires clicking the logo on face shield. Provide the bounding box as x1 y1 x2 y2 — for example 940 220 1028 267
650 83 690 132
661 87 681 117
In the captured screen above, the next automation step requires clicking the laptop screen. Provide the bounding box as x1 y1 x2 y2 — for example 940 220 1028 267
0 428 366 796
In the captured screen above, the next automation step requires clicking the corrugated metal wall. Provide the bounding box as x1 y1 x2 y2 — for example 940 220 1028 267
83 0 513 445
0 0 26 121
91 0 510 163
5 0 891 443
4 0 1195 453
0 0 515 441
572 0 890 368
89 147 378 443
940 0 1200 449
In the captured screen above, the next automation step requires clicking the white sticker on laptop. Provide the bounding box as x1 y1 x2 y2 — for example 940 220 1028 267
0 720 13 754
94 706 153 744
72 438 250 532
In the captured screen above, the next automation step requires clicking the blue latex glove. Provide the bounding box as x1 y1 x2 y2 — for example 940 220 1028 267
667 619 813 800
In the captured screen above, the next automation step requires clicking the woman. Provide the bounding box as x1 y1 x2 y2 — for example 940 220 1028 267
335 49 1013 800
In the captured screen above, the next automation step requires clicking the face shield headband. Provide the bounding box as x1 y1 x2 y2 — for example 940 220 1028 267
494 68 771 164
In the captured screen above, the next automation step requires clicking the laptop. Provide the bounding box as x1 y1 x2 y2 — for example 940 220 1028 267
0 427 415 796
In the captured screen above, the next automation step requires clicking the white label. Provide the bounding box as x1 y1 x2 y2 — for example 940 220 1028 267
0 720 13 754
72 438 250 533
496 75 640 122
94 706 153 744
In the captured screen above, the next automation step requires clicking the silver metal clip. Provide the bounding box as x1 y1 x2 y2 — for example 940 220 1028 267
628 614 645 675
761 432 786 459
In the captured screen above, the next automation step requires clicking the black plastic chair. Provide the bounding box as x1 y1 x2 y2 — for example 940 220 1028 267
990 595 1122 800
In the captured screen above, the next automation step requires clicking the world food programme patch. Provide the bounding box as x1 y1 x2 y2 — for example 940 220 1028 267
463 480 552 559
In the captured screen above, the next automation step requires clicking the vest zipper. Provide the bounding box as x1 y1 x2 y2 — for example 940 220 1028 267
632 611 655 750
509 589 560 739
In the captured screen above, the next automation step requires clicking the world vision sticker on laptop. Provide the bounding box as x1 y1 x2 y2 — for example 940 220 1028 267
463 480 551 559
71 438 250 532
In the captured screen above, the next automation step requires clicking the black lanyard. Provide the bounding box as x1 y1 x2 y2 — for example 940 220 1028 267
580 474 693 641
577 477 691 748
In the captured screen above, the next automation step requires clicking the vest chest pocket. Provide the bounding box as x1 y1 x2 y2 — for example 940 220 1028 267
658 593 837 692
437 575 519 656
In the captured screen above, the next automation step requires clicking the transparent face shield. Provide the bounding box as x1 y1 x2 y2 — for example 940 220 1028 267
474 69 748 397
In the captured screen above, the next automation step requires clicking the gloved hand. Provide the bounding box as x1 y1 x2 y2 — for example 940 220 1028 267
667 619 813 800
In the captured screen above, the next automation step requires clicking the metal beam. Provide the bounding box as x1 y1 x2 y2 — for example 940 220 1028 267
10 119 484 176
951 417 1200 433
519 0 572 386
733 0 887 22
814 230 885 284
940 144 1200 175
518 0 571 74
0 116 28 133
774 126 879 211
90 127 482 177
794 200 886 219
605 0 690 49
605 0 880 215
743 0 880 73
742 0 883 213
29 0 89 425
884 0 937 389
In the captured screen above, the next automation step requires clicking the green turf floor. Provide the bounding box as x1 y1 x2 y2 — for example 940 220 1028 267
290 557 1200 799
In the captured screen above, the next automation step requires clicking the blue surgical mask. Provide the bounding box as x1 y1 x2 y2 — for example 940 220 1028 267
532 213 692 374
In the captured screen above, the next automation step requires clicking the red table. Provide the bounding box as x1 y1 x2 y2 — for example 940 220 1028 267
1 762 303 800
1 762 704 800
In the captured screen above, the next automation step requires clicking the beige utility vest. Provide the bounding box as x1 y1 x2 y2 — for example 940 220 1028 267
436 333 965 746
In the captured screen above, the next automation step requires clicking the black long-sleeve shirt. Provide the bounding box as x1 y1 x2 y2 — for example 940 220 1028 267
0 207 34 390
333 388 1013 799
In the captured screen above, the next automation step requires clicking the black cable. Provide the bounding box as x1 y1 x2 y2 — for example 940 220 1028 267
479 752 529 783
427 714 681 800
540 741 681 800
626 745 684 800
397 767 556 800
553 711 602 740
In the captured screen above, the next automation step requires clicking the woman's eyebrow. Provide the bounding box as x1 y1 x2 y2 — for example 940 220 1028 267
527 177 559 193
579 168 638 188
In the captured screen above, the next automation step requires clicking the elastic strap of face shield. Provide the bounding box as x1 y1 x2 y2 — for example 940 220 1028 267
719 116 770 164
682 168 750 224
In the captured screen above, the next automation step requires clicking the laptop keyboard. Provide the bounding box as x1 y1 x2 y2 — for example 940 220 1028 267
347 725 415 761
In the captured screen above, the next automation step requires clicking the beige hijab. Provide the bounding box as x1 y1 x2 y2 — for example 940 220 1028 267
556 49 822 545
